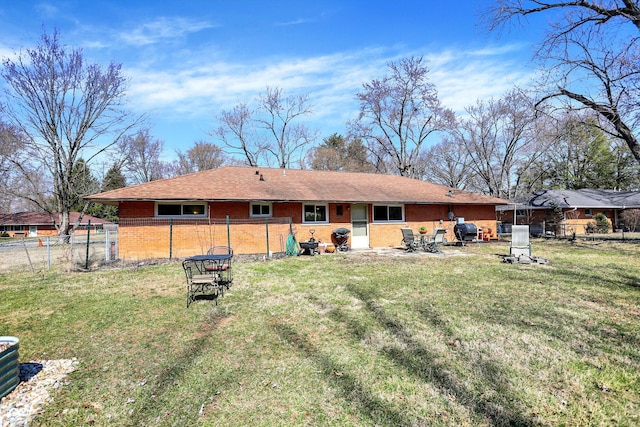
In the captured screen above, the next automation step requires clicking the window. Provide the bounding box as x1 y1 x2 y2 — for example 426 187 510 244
303 204 328 223
250 202 272 217
585 209 593 217
373 205 403 222
156 203 207 217
336 205 344 217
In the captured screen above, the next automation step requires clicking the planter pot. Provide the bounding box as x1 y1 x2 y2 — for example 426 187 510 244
0 336 19 399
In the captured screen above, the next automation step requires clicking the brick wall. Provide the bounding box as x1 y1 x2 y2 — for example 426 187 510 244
117 201 501 259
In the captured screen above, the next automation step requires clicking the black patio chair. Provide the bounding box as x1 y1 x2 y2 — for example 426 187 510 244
206 246 234 290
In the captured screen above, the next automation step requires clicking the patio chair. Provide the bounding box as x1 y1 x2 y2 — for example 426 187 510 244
401 228 419 252
510 225 531 257
206 246 234 290
423 228 447 253
183 258 223 308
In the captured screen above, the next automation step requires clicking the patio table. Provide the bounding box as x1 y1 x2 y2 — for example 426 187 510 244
183 253 233 307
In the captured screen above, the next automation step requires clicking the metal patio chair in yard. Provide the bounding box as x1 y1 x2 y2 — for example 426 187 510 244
183 246 233 308
401 228 419 252
423 228 447 253
205 246 233 290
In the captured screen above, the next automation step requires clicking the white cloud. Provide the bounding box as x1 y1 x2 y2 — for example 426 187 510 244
275 18 313 27
426 46 537 111
118 17 217 47
126 42 537 123
34 2 59 19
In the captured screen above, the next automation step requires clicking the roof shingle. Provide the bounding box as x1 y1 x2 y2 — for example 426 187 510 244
87 166 509 206
508 189 640 209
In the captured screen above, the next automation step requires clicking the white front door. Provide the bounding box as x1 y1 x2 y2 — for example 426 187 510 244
29 226 37 237
350 204 369 249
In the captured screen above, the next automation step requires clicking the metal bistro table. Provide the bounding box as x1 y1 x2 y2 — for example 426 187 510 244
183 252 233 308
418 228 446 253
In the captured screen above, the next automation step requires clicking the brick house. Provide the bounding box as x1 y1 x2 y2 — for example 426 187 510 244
496 189 640 235
87 166 509 259
0 212 112 238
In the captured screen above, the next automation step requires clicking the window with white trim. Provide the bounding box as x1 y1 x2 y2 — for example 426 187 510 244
156 203 207 217
303 204 328 223
585 208 593 217
373 205 404 222
250 202 272 217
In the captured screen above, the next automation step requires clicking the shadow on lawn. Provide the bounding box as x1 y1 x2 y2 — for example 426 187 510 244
272 322 413 426
347 285 539 427
300 287 540 426
127 315 220 426
553 261 640 290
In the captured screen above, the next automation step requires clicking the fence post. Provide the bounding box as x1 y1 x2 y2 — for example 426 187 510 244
85 220 91 270
169 218 173 260
104 231 109 262
46 236 51 270
226 215 231 250
265 218 270 258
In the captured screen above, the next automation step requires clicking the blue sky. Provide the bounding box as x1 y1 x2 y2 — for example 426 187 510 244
0 1 546 160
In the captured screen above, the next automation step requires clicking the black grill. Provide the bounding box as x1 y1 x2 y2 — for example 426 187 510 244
454 223 477 242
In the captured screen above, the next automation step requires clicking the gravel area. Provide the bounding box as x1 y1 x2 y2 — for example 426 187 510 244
0 359 78 427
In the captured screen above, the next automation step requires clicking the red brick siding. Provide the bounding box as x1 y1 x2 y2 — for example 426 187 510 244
119 201 155 218
117 201 501 259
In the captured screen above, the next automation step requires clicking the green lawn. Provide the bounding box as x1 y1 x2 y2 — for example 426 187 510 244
1 240 639 426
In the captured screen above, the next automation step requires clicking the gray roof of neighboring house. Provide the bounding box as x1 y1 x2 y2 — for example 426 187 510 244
496 189 640 211
0 212 112 226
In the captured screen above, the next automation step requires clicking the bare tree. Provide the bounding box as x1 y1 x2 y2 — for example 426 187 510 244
0 119 45 213
487 0 640 163
213 103 262 167
257 87 317 168
450 90 548 199
421 137 475 189
1 29 139 238
213 87 317 168
172 140 229 175
119 129 168 184
349 56 455 178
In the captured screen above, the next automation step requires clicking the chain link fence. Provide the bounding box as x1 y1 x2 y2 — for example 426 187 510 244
0 227 118 273
0 216 300 271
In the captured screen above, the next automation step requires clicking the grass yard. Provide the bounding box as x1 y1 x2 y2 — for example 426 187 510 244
1 239 639 426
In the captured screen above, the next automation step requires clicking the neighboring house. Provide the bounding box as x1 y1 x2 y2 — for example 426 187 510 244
496 189 640 235
0 212 111 238
87 166 509 259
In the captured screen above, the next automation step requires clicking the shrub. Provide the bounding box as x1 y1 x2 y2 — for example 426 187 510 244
594 213 611 233
620 209 640 232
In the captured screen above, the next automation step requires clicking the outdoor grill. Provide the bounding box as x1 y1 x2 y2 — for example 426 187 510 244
332 227 350 252
299 229 319 256
454 223 477 243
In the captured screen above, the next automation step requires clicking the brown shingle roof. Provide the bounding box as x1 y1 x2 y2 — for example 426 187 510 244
87 166 509 206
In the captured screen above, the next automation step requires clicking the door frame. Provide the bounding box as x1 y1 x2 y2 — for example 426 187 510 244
350 203 369 249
